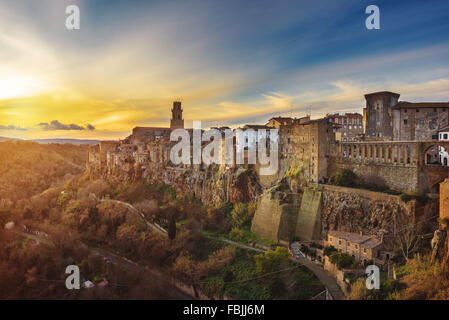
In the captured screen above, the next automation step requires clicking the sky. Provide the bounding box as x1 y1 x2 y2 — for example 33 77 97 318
1 0 449 140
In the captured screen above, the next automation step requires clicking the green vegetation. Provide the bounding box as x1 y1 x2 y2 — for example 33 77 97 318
323 245 338 256
328 252 358 269
333 169 358 187
199 248 324 300
254 247 289 274
400 193 428 204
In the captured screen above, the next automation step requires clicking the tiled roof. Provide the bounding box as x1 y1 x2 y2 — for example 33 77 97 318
328 230 381 248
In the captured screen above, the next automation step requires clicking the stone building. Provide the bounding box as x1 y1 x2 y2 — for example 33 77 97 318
364 91 400 140
326 230 382 264
282 118 336 183
170 101 184 129
392 102 449 141
325 112 364 142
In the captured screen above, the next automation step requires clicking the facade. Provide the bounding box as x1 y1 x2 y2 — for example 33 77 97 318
364 91 400 140
170 101 184 129
439 126 449 166
325 113 364 142
282 118 336 183
326 230 382 263
393 102 449 141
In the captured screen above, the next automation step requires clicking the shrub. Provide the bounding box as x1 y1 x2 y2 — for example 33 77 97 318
333 169 358 187
329 252 357 269
323 245 338 256
254 247 289 275
231 203 253 228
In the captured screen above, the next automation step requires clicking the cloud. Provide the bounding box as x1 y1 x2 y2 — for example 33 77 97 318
0 124 26 131
38 120 95 131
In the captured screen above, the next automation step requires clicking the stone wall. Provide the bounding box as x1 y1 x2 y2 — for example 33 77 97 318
320 185 417 249
334 159 419 194
251 181 301 241
295 187 322 240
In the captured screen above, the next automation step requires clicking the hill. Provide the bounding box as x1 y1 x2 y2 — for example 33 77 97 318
0 140 88 202
31 138 99 145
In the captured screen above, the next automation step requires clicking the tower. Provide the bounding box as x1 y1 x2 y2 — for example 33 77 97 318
170 101 184 129
364 91 400 140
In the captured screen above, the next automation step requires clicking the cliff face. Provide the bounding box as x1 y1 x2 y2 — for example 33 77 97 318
89 162 264 206
250 181 438 246
320 187 411 246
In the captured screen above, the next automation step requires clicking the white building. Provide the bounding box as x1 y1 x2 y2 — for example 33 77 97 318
439 126 449 166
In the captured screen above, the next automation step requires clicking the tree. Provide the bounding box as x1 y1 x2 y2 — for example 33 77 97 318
231 203 254 228
394 223 420 261
323 245 338 256
333 169 358 187
254 247 289 275
168 214 177 240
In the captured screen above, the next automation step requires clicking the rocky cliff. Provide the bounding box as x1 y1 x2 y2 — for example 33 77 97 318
250 181 438 246
88 162 264 206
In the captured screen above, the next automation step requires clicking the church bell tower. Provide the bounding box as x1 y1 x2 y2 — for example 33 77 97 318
170 101 184 130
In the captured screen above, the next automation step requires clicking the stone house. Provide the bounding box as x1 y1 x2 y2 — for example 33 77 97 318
393 102 449 141
325 112 364 142
326 230 382 264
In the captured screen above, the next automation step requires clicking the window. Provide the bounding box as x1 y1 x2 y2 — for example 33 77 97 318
344 119 347 124
338 240 342 245
363 248 367 254
434 108 437 112
444 108 446 112
420 119 425 125
444 134 448 140
349 125 352 130
416 109 420 113
404 119 408 125
344 132 347 136
359 126 362 129
404 109 407 113
287 138 290 144
360 119 363 125
349 119 352 125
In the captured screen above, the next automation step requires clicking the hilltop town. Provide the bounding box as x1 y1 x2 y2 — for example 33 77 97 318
85 91 449 296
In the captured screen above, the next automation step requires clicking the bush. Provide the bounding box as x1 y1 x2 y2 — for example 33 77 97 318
323 245 338 256
400 193 428 204
333 169 358 187
329 252 357 269
231 203 253 229
254 247 289 275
